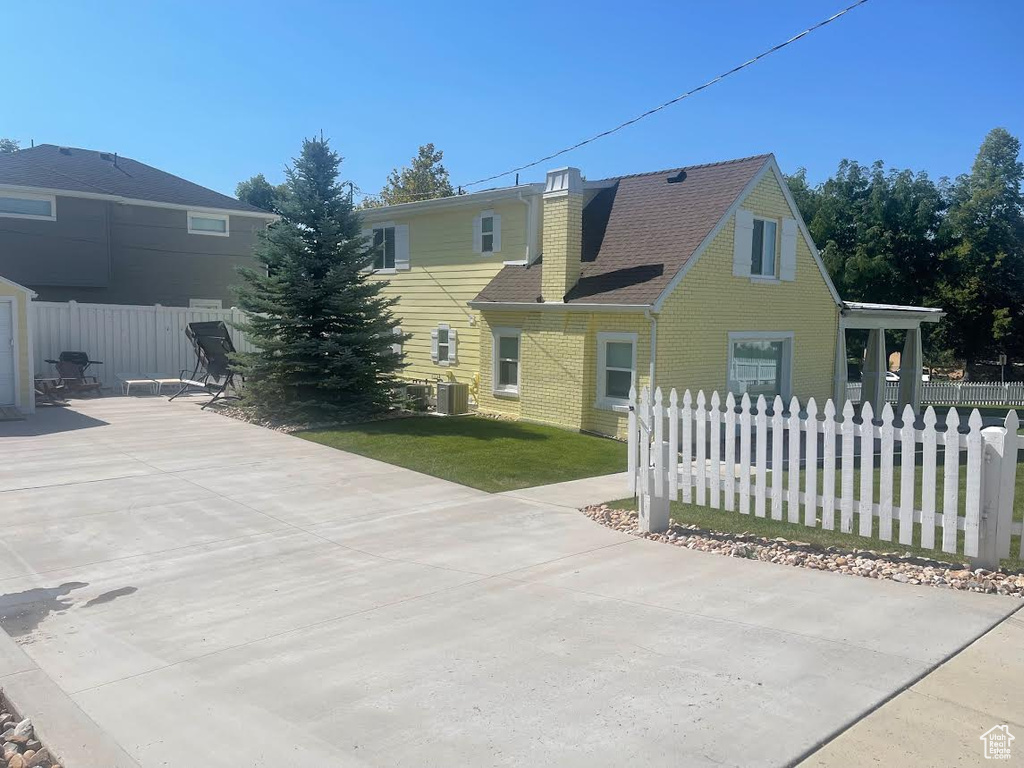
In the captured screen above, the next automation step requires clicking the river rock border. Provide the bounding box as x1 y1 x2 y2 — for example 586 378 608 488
0 693 61 768
582 504 1024 598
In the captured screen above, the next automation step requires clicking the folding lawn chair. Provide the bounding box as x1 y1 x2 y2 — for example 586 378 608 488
43 351 104 397
168 321 241 409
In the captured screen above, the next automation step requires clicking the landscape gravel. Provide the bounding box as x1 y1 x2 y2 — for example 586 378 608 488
582 504 1024 598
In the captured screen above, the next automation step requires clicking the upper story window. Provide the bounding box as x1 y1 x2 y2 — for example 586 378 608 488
596 332 637 409
188 211 229 236
751 217 777 277
373 226 396 270
363 222 410 272
0 192 56 221
474 210 501 254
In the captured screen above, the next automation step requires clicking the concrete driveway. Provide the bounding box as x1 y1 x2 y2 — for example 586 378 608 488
0 398 1017 767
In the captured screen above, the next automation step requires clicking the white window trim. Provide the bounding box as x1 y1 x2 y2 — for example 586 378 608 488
492 327 521 397
0 191 56 221
596 331 638 411
751 216 778 278
726 331 794 402
188 210 230 237
473 209 501 255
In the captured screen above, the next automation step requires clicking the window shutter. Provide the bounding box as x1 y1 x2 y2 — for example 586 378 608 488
430 328 439 362
448 328 458 364
394 224 410 270
491 213 501 253
733 209 754 277
361 228 373 272
780 218 798 281
472 215 482 254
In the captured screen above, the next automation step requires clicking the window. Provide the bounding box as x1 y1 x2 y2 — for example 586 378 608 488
751 218 777 277
473 210 501 254
373 226 396 270
391 326 404 356
188 211 229 236
431 323 457 365
597 332 637 409
492 328 521 395
0 193 56 221
727 332 793 401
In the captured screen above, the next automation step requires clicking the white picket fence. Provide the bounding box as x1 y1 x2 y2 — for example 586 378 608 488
628 387 1021 568
847 380 1024 407
32 301 254 391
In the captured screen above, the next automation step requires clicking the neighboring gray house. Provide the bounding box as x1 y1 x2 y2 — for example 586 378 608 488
0 144 276 308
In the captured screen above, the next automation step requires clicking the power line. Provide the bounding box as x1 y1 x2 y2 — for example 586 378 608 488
357 0 869 202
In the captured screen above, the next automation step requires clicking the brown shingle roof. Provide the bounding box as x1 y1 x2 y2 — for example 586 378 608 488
473 154 771 306
0 144 272 215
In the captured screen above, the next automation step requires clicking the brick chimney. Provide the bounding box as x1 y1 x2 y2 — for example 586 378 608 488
541 167 583 302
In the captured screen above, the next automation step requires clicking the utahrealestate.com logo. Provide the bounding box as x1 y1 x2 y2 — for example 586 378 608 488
981 725 1015 760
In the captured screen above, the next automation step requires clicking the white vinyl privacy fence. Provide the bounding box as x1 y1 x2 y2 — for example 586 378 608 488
847 380 1024 407
32 301 254 391
628 387 1021 569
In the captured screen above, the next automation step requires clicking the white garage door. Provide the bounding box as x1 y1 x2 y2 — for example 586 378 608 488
0 300 15 406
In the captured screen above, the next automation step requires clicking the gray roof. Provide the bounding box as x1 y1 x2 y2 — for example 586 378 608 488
0 144 271 215
474 154 771 306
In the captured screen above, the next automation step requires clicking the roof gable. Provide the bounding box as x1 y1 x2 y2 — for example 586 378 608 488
474 154 771 306
0 144 271 216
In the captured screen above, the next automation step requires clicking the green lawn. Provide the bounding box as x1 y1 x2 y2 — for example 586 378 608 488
298 415 627 493
607 448 1024 571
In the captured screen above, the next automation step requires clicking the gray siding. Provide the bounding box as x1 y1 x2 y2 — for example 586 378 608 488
0 195 265 307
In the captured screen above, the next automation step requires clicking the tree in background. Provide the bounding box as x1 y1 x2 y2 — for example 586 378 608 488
233 137 406 421
933 128 1024 373
0 138 19 153
235 173 288 213
788 160 946 308
363 143 454 207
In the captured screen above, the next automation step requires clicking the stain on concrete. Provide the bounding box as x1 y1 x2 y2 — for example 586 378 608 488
0 582 88 637
84 586 138 608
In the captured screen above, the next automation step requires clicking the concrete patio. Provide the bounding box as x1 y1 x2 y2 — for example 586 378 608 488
0 397 1018 767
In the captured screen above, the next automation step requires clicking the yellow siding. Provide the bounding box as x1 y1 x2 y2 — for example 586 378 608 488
478 310 650 439
363 200 529 385
655 171 838 404
0 280 32 410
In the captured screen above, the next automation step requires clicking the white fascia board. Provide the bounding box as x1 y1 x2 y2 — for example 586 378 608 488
0 183 279 221
468 300 650 314
0 274 36 297
360 184 545 221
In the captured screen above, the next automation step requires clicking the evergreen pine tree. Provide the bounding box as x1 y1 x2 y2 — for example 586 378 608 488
234 137 406 421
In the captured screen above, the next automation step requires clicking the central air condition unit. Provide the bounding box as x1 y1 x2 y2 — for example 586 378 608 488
436 381 469 416
399 383 432 411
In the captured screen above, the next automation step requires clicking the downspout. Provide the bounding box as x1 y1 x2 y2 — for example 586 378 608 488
645 307 658 393
516 190 539 264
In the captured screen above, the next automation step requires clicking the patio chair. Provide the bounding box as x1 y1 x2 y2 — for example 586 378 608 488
43 351 104 397
168 321 241 409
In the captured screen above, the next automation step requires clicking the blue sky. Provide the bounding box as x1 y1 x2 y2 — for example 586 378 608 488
4 1 1022 200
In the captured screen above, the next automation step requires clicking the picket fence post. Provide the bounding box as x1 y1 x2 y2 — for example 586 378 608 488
975 411 1020 569
637 387 670 534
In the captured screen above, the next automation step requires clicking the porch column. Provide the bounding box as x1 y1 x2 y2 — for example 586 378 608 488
832 320 848 406
862 328 887 415
898 327 923 413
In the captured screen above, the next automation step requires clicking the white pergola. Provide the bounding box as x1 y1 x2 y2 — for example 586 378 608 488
833 301 945 414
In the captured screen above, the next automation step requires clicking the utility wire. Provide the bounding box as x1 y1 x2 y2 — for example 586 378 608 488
357 0 869 201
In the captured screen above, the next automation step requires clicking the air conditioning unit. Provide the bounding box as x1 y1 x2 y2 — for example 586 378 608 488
399 383 432 411
436 381 469 415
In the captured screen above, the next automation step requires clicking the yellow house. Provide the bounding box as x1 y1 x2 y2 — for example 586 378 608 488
361 154 936 437
0 275 36 415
